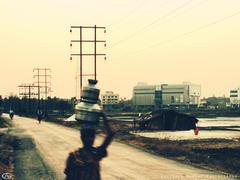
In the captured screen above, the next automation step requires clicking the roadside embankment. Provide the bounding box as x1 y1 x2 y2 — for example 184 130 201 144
107 120 240 177
0 117 14 179
12 129 56 180
0 116 56 180
106 111 240 118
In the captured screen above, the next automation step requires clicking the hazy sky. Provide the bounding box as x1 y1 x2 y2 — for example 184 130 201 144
1 0 240 99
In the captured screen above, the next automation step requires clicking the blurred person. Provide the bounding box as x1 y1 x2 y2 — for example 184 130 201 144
9 109 14 120
64 113 114 180
37 109 43 124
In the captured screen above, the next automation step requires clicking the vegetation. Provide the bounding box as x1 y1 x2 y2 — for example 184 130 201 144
103 99 134 112
1 95 240 118
201 96 230 109
0 95 75 117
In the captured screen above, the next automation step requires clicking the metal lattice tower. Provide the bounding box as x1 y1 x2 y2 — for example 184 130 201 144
70 25 106 99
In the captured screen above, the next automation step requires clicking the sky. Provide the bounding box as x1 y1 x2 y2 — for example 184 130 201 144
1 0 240 99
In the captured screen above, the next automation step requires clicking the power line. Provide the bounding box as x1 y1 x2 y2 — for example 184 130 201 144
108 0 194 49
127 8 240 55
109 0 170 32
109 0 149 29
148 0 209 33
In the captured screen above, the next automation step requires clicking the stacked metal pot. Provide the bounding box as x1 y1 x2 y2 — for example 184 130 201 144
75 79 102 129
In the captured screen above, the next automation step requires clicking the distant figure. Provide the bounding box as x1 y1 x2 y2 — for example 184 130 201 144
133 118 137 130
9 109 14 120
64 113 114 180
37 109 43 124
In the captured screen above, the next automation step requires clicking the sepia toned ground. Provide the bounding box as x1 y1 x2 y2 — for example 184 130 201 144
108 117 240 177
2 114 236 180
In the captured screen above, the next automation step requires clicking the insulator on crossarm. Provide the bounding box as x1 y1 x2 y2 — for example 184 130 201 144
70 29 72 33
104 29 106 33
104 57 107 61
70 57 72 61
70 43 72 47
104 43 106 47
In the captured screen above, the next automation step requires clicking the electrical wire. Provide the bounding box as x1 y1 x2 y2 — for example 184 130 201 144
108 0 194 49
148 0 209 33
109 0 149 30
126 9 240 56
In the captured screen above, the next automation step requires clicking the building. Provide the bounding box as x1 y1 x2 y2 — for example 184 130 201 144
132 83 161 107
132 82 201 108
199 99 208 108
162 82 201 106
101 91 119 105
230 88 240 105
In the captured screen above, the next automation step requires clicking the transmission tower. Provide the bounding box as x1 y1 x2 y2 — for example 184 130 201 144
18 83 38 114
33 68 51 117
70 25 106 99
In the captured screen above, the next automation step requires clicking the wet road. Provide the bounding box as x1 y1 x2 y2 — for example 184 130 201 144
8 115 235 180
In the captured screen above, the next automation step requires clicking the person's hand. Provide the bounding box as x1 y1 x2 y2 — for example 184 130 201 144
100 112 115 149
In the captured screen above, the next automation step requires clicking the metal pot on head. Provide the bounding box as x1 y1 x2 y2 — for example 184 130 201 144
75 79 102 129
75 102 102 122
81 79 100 103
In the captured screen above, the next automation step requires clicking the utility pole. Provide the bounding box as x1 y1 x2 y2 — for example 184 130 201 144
70 25 106 99
18 83 38 114
33 68 51 117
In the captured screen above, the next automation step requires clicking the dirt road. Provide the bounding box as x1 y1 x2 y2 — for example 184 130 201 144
8 115 235 180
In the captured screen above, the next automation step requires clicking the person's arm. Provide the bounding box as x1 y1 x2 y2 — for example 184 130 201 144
99 113 114 150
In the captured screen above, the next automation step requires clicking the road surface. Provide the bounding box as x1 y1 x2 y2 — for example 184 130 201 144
7 115 234 180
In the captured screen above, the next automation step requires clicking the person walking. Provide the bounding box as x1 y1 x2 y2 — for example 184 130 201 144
37 109 43 124
64 113 114 180
9 109 14 120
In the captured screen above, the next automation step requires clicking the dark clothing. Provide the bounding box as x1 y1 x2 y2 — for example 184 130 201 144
64 147 107 180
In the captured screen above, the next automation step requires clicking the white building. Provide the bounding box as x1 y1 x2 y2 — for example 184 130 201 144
188 83 202 105
101 91 119 105
230 89 240 105
132 82 201 107
162 82 201 106
132 83 160 107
